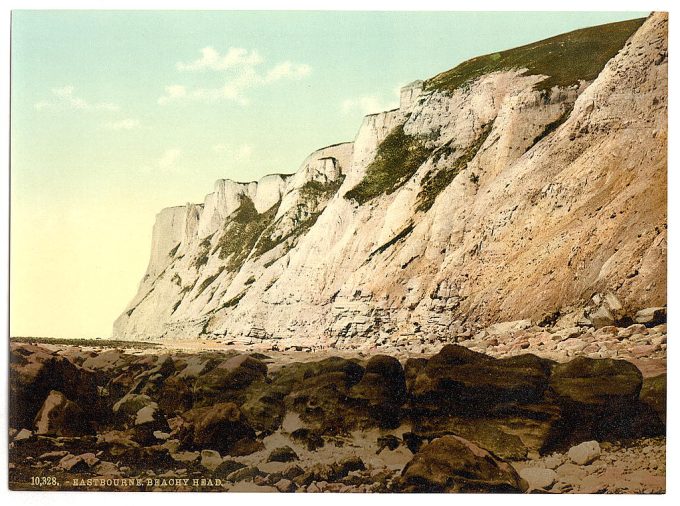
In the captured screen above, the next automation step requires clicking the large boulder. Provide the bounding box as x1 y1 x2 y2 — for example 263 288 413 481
546 356 662 446
549 356 643 407
193 354 267 406
634 307 666 326
348 355 406 428
410 345 553 414
398 435 527 493
10 343 99 428
178 402 258 455
407 345 556 456
276 357 365 433
33 390 92 436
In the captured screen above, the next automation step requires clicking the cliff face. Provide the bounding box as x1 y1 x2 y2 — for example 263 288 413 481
114 14 667 345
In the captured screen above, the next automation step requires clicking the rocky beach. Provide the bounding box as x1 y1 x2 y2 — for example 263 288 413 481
9 311 666 493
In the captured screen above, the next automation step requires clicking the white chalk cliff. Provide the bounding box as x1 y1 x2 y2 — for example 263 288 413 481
114 14 667 346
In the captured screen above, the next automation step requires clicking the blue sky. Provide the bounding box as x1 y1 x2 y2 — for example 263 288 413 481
11 10 647 338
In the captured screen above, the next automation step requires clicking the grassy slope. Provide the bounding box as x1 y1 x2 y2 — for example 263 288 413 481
344 125 433 205
345 18 644 207
426 18 645 94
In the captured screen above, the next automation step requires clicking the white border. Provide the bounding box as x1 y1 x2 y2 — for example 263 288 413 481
1 2 676 506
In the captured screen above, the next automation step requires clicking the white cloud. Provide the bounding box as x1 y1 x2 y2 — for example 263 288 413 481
213 143 253 161
177 46 262 72
157 85 187 105
341 94 399 116
265 61 312 82
104 118 140 130
158 148 182 169
158 47 312 106
35 85 120 112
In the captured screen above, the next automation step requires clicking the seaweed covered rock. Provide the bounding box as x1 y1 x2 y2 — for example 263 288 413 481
33 390 92 436
277 357 365 433
178 402 258 455
10 343 99 428
398 435 527 493
193 355 267 406
348 355 406 427
410 345 553 414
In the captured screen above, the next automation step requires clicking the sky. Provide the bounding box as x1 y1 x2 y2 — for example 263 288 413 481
10 10 648 338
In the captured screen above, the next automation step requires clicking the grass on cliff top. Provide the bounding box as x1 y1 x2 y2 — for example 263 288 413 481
426 17 645 94
344 124 433 205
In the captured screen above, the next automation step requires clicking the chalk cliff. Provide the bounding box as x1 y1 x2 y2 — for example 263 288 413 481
114 14 667 346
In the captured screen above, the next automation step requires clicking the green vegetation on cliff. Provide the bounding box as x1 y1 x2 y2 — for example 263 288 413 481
416 122 494 213
345 124 433 205
426 18 644 94
214 197 279 272
253 176 345 258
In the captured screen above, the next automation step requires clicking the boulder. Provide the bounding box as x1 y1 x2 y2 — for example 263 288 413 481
13 428 33 442
547 356 656 445
57 453 89 472
213 459 246 477
33 390 91 436
348 355 406 428
10 343 99 428
549 357 642 407
226 465 262 483
39 450 69 461
408 346 557 456
193 355 267 406
113 393 155 417
332 456 365 478
267 446 299 463
398 435 527 493
200 449 223 471
410 345 553 414
178 402 257 455
519 467 557 490
274 478 296 492
634 307 666 326
567 440 600 465
588 292 628 328
278 357 365 433
96 429 140 455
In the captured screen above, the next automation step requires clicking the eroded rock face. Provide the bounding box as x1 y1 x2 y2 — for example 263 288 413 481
113 13 667 347
398 435 528 493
